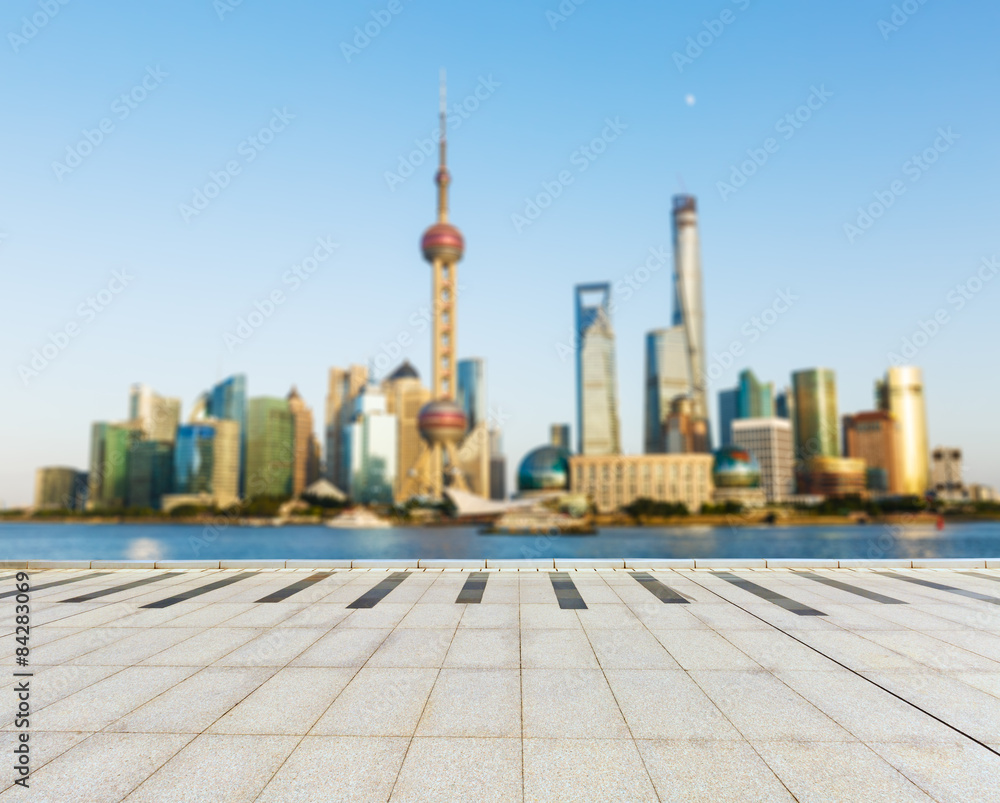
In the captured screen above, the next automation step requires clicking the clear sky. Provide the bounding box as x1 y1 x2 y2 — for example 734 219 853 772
2 0 998 506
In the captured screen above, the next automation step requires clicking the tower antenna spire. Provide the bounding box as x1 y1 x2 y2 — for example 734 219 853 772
437 68 449 223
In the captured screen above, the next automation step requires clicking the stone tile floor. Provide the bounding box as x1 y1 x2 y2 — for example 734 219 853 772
2 567 1000 801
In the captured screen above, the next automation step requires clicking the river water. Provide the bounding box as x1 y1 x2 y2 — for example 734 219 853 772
2 521 999 561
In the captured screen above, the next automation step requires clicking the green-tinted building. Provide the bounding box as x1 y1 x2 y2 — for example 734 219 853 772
87 422 137 509
245 397 294 499
791 368 839 460
127 441 174 510
737 370 775 420
34 467 87 511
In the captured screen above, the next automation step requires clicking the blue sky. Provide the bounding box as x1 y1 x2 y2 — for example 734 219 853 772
2 0 998 505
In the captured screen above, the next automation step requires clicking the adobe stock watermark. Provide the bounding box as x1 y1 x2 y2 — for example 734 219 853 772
511 117 628 233
701 288 798 389
384 75 501 191
886 256 997 366
213 0 247 21
51 66 168 182
178 107 295 223
717 85 833 202
843 127 958 244
878 0 931 40
17 269 135 387
546 0 587 31
371 282 469 377
555 247 670 361
7 0 72 53
223 236 339 351
673 0 752 72
340 0 412 63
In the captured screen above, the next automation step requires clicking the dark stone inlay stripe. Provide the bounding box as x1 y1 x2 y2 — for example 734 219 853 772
962 571 1000 584
713 572 826 616
630 572 689 603
61 572 183 603
347 572 410 609
257 572 333 603
456 572 489 604
880 572 1000 605
140 572 257 609
800 572 906 604
0 572 113 599
549 572 587 609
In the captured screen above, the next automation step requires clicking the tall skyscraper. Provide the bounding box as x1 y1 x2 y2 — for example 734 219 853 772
457 358 486 432
792 368 839 460
325 365 368 491
287 386 318 498
737 370 775 419
343 386 398 505
843 410 902 493
245 398 294 499
87 422 137 509
489 427 506 500
127 441 174 510
128 384 181 443
575 283 621 455
172 419 239 507
644 328 691 452
382 362 431 502
717 388 738 448
644 195 709 452
877 366 930 496
412 73 472 499
206 374 247 494
732 418 794 502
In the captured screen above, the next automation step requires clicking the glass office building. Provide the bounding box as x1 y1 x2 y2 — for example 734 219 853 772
457 358 487 432
792 368 840 459
87 422 135 509
174 425 217 495
127 441 174 510
245 397 294 499
575 283 621 456
208 374 247 494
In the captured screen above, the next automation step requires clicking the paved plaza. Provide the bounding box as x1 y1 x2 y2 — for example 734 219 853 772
4 564 1000 802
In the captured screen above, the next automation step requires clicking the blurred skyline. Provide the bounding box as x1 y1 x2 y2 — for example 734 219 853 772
2 0 999 505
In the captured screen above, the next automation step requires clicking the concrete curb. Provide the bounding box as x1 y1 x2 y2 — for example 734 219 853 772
4 558 999 570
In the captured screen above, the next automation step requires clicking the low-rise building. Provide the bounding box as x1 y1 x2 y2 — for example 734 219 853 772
797 457 867 497
731 418 794 503
569 453 714 513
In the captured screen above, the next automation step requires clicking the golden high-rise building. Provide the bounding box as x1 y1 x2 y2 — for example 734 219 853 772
287 386 318 498
382 362 431 502
877 366 930 495
325 364 368 491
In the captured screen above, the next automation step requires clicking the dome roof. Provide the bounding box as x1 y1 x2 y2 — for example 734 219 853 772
517 445 571 493
421 222 464 263
713 447 762 489
385 361 419 382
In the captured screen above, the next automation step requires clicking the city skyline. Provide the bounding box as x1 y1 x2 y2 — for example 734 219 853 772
4 0 1000 505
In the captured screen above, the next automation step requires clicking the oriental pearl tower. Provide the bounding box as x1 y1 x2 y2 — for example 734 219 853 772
416 72 469 500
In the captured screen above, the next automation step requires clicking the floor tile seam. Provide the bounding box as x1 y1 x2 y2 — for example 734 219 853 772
682 571 1000 760
106 730 202 803
0 728 106 795
836 593 1000 636
29 622 169 667
382 661 444 801
857 739 959 803
851 626 1000 677
56 622 219 668
866 573 1000 618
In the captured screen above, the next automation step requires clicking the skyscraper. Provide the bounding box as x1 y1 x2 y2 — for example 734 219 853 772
737 370 775 419
207 374 247 494
172 419 239 508
457 358 486 432
87 422 136 509
325 365 369 491
931 446 963 497
717 389 738 448
643 195 709 452
575 283 621 455
245 398 294 499
644 327 691 452
877 366 930 496
792 368 839 460
382 362 431 502
128 384 181 443
34 467 87 511
287 386 318 498
127 441 174 510
343 386 398 505
843 410 902 493
550 424 571 451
